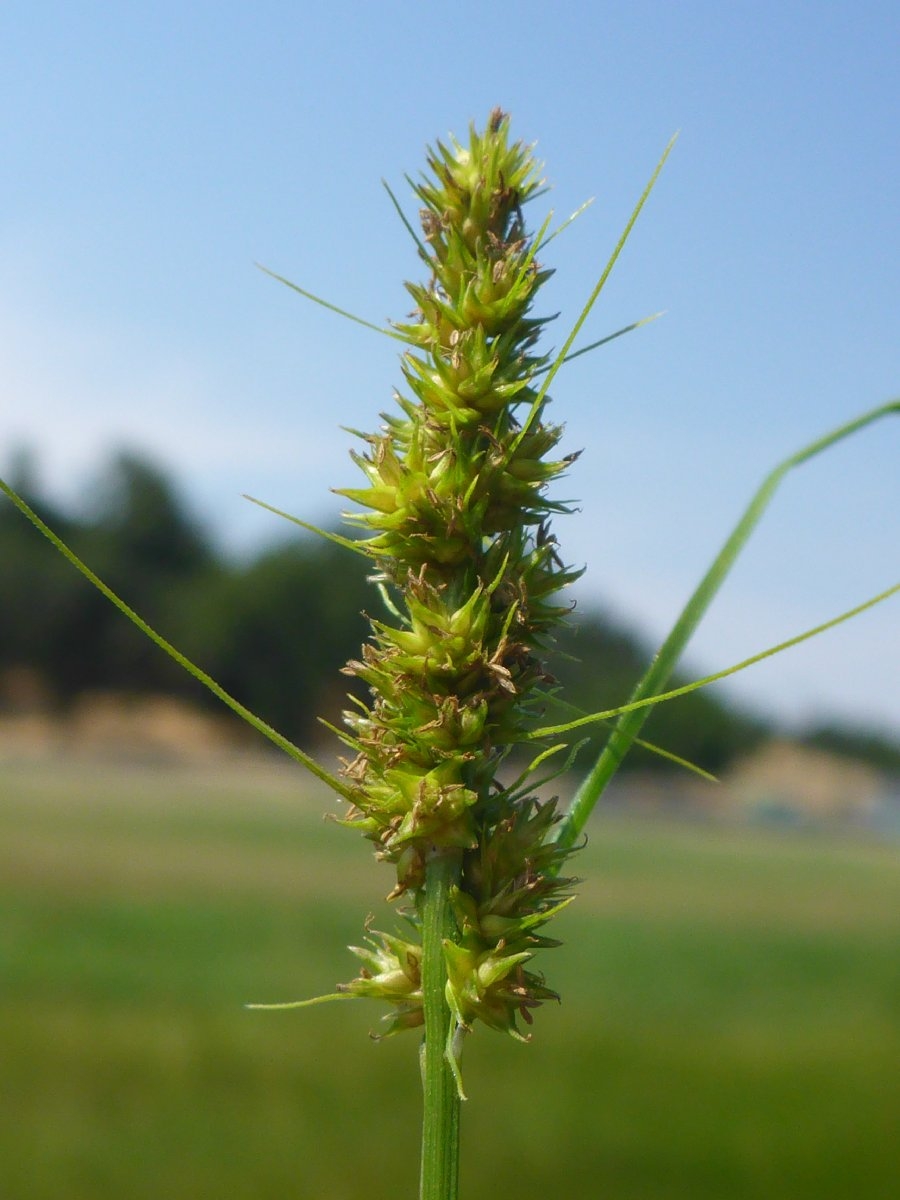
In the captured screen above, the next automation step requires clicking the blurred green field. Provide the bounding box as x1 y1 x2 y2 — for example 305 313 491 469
2 759 898 1200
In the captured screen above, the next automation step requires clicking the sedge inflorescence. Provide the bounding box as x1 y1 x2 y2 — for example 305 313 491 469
333 110 580 1043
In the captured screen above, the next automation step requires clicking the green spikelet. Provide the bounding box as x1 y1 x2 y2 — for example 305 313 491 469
330 109 579 1042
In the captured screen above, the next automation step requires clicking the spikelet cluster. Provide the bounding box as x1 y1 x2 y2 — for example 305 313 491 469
333 110 580 1041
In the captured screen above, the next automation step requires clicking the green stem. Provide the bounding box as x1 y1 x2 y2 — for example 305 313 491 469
419 851 461 1200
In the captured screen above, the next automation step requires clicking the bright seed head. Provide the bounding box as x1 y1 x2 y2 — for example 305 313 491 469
331 111 579 1040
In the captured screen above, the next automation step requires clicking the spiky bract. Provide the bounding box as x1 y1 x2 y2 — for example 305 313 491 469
335 110 579 1042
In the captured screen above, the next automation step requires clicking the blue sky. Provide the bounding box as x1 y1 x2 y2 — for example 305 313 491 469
1 1 898 734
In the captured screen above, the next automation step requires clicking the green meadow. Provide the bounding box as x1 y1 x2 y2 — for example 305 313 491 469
2 758 898 1199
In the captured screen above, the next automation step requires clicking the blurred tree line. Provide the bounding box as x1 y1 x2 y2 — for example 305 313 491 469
2 450 896 773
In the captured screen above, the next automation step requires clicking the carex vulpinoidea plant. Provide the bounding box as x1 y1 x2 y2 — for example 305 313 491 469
327 110 581 1038
1 110 897 1200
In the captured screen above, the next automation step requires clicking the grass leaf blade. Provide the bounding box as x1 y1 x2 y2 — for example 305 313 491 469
553 398 900 852
243 494 369 555
382 177 430 260
0 476 356 801
512 133 677 448
533 312 665 376
255 263 407 342
537 198 595 251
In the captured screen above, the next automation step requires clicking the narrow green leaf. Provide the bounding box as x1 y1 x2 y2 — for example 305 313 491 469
512 132 678 447
628 735 719 782
513 209 554 284
539 692 717 781
382 177 431 261
533 311 664 375
537 198 595 251
242 494 370 555
552 398 900 853
535 579 899 741
256 263 408 342
503 742 570 795
245 994 356 1010
0 476 356 802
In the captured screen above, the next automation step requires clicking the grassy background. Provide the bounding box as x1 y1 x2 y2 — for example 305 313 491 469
2 759 898 1199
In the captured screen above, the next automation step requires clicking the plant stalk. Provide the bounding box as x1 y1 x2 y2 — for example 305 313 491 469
419 851 461 1200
